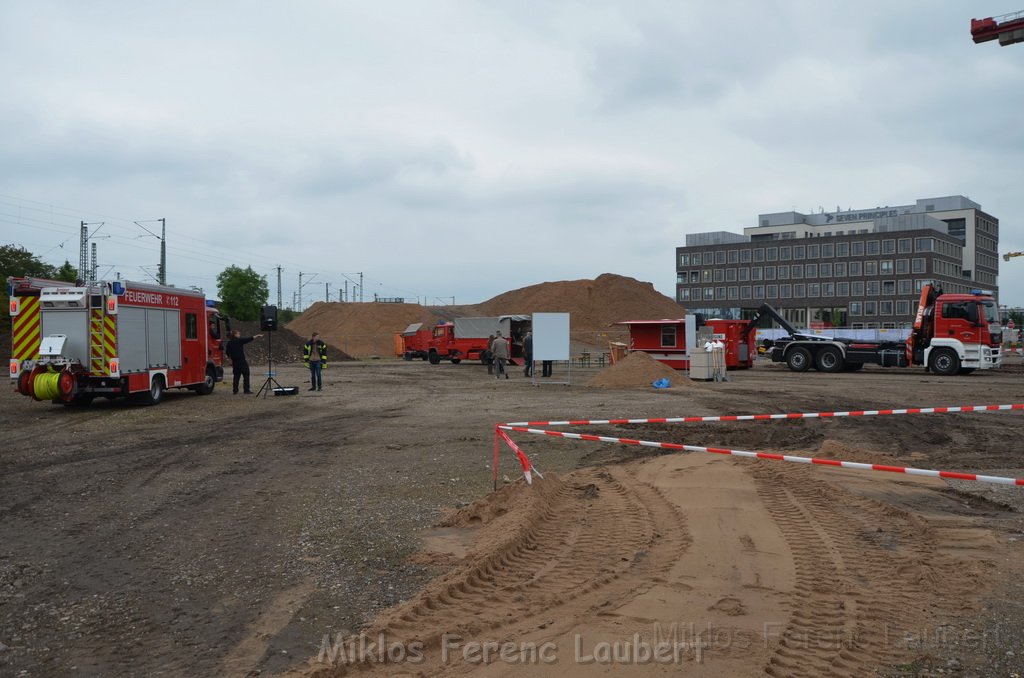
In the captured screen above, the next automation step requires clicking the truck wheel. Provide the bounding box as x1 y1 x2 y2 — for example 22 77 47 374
786 347 812 372
143 375 165 405
428 352 441 365
196 368 215 395
815 346 844 373
929 349 960 376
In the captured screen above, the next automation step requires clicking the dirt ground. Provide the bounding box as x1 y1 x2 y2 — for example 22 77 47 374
2 355 1024 677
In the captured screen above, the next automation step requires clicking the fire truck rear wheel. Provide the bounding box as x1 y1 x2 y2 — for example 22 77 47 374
144 375 165 405
428 352 441 365
786 347 812 372
929 348 960 376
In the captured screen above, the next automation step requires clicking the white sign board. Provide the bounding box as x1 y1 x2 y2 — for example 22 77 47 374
532 313 570 360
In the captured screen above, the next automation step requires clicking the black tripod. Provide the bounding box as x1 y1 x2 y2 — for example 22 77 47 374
255 331 283 398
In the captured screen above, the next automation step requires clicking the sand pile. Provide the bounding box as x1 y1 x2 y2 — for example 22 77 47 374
585 350 688 389
286 273 685 359
287 302 437 358
475 273 685 345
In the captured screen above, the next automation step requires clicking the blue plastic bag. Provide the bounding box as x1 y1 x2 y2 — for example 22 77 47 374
652 377 671 389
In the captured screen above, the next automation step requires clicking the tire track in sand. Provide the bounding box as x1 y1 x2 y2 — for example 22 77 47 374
303 465 691 676
753 462 976 677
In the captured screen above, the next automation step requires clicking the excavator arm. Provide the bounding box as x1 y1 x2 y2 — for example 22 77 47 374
1003 251 1024 261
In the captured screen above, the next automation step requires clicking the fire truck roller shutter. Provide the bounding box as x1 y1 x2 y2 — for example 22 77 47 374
39 309 89 365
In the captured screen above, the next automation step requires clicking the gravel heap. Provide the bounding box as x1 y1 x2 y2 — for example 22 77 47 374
226 320 353 366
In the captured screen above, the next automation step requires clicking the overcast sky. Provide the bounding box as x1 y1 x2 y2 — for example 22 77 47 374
2 1 1022 309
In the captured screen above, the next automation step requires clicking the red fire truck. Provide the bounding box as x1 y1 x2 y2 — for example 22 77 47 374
8 277 229 405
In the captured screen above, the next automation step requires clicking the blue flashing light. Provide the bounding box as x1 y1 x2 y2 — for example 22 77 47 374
111 281 125 296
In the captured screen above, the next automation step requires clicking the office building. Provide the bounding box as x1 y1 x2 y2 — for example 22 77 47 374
675 196 1000 329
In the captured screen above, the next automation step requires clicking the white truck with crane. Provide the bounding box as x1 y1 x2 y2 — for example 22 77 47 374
754 283 1002 375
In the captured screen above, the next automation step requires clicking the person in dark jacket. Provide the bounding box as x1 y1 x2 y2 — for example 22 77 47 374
303 332 328 391
522 330 533 377
224 330 262 394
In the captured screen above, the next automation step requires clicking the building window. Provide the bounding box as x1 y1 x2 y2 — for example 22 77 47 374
837 242 849 257
716 251 726 264
754 248 765 262
679 253 689 267
690 271 699 283
834 262 846 277
728 250 738 263
728 286 738 299
714 269 724 282
823 282 834 297
778 265 789 279
678 289 690 301
852 241 865 256
703 252 714 265
912 258 926 273
915 238 933 252
852 281 865 296
794 245 805 259
849 261 862 276
716 287 726 299
767 247 778 261
751 267 763 281
896 259 909 274
898 279 913 294
864 261 878 276
677 273 687 284
740 249 752 263
704 288 714 299
837 281 849 296
808 244 820 258
781 246 791 260
867 281 880 295
897 300 910 315
880 301 893 315
805 263 818 277
702 270 712 282
882 239 896 254
820 263 832 277
791 264 803 278
880 260 893 275
867 240 880 255
821 243 834 257
898 238 912 254
850 301 862 316
883 280 895 295
780 284 791 298
740 286 751 299
725 268 736 282
755 285 766 298
865 301 877 315
765 266 776 280
739 268 749 281
661 325 677 347
807 283 819 297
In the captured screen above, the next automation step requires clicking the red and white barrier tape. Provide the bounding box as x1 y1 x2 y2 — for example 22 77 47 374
503 403 1024 428
493 403 1024 487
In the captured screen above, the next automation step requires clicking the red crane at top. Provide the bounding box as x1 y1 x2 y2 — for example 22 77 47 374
971 9 1024 46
